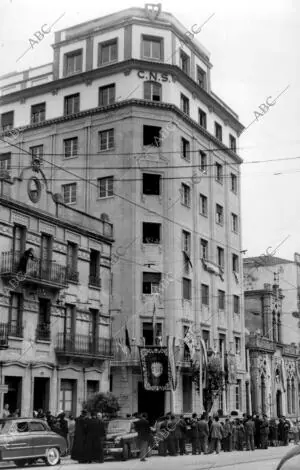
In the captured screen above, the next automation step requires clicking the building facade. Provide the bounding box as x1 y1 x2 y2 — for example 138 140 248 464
0 162 113 417
244 256 300 418
0 4 247 419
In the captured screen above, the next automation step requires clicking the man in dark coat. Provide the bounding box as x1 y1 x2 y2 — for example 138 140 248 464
71 410 89 463
135 413 151 461
244 415 255 451
97 412 106 463
166 415 178 456
282 417 290 446
18 248 35 273
198 414 209 454
254 414 262 449
177 415 187 455
260 415 269 449
191 413 199 455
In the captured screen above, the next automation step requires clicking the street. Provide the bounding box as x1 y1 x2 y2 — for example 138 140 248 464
0 446 299 470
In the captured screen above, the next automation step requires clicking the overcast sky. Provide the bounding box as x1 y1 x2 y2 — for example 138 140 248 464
1 0 299 261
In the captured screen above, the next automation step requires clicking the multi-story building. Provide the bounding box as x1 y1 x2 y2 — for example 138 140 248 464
0 159 113 417
244 255 300 418
0 4 246 419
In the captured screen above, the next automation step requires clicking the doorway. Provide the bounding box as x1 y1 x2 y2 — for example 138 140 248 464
4 376 22 415
138 382 164 425
33 377 50 412
276 390 282 417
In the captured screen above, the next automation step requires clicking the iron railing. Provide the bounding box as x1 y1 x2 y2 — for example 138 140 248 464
8 323 23 338
36 323 51 341
56 333 112 358
89 275 101 288
66 269 79 282
1 251 67 287
0 323 8 348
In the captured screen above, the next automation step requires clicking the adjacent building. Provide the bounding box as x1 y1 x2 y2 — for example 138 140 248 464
0 160 113 417
0 4 246 419
244 255 300 418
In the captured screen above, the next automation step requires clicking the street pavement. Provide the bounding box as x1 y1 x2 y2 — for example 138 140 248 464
0 445 299 469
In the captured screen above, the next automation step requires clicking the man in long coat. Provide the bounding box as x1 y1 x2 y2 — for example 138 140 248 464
71 410 89 463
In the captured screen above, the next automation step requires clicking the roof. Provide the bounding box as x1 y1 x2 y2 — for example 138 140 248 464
243 255 294 267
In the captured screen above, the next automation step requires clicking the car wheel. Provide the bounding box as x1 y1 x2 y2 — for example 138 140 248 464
122 443 130 461
14 460 28 467
45 447 61 466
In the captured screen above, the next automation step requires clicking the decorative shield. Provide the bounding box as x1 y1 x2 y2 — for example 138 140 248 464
145 3 162 21
139 346 172 391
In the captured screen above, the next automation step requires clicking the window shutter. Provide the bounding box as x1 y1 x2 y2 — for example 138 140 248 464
144 82 151 100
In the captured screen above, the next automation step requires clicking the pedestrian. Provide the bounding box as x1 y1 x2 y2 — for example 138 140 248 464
71 409 89 463
12 409 20 418
18 247 35 273
67 415 76 455
283 417 290 446
190 413 199 455
166 415 177 456
56 411 68 455
231 419 237 450
235 419 245 451
2 404 10 418
210 416 223 454
269 418 278 447
222 418 232 452
157 416 168 456
260 415 269 449
244 415 255 451
135 413 151 462
254 415 262 449
96 412 106 463
198 414 209 454
177 415 187 455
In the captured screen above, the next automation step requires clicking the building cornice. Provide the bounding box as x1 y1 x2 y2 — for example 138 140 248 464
0 59 243 136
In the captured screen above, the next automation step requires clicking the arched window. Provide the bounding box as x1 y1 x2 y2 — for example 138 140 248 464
144 81 162 102
291 377 296 414
261 374 266 414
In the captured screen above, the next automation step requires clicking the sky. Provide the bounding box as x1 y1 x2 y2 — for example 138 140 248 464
0 0 299 261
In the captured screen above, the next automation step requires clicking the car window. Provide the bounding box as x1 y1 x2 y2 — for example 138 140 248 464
30 422 46 432
0 421 11 434
16 422 29 433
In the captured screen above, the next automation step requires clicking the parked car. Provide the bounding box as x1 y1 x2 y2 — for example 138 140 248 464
104 418 141 460
276 444 300 470
0 417 67 467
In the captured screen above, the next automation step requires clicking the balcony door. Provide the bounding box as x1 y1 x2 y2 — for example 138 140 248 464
89 309 98 354
63 305 75 351
40 234 52 279
12 225 26 267
38 298 51 340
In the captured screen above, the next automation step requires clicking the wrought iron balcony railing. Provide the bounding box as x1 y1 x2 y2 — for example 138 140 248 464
55 333 112 359
89 275 101 288
36 323 51 341
1 251 67 288
8 323 23 338
0 323 8 348
66 269 79 283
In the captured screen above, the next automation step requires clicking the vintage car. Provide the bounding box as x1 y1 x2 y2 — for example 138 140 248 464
104 418 142 460
276 444 300 470
0 418 67 467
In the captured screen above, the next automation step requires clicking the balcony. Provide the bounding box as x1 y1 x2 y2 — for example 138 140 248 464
176 347 192 368
36 323 51 341
0 251 67 289
8 323 23 338
89 275 101 288
282 344 298 356
55 333 112 359
247 334 276 353
110 343 140 367
0 323 8 349
66 269 79 283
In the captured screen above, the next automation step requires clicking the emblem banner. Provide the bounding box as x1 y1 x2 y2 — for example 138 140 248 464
139 346 172 391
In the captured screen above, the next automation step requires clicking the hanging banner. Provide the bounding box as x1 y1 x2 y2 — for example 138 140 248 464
167 336 177 390
139 346 172 391
226 354 237 384
184 328 196 359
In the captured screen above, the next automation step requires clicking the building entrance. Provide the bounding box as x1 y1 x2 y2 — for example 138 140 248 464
138 382 164 425
4 376 22 416
33 377 50 413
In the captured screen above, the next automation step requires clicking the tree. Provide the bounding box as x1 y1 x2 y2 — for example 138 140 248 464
83 392 120 416
203 355 225 413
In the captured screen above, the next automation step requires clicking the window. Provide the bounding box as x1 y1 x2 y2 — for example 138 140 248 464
13 224 26 255
64 137 78 158
235 379 242 410
31 103 46 123
16 422 29 433
217 246 225 269
182 230 191 254
181 138 190 161
201 284 209 306
143 173 161 195
98 176 113 198
37 298 51 340
144 81 161 101
98 39 118 65
215 122 223 142
1 111 14 130
143 125 162 147
64 93 80 116
0 152 11 179
180 94 190 115
143 222 161 244
232 254 239 273
199 151 207 172
216 204 224 225
215 162 223 183
235 336 241 355
202 330 210 350
218 290 225 310
9 292 23 337
231 173 237 193
231 213 238 233
89 249 101 287
183 277 192 300
67 242 78 281
219 334 226 360
229 134 237 152
142 36 163 60
30 145 43 167
62 183 77 204
41 233 52 264
197 66 206 89
99 84 116 106
181 183 191 207
199 194 208 216
233 295 240 314
99 129 114 151
198 108 207 129
200 238 208 260
87 380 99 400
143 272 161 294
64 50 83 76
142 322 162 346
60 379 76 416
180 50 190 74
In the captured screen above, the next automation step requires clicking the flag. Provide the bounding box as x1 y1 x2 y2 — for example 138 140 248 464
184 328 196 358
125 325 131 353
168 336 177 390
152 299 157 344
183 250 193 269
